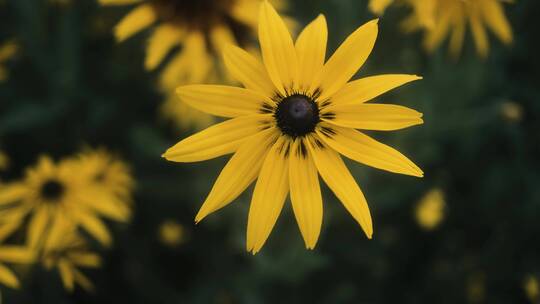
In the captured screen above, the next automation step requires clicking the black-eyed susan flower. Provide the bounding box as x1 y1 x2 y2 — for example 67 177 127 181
369 0 513 58
0 155 131 248
0 244 33 289
164 2 424 253
42 218 101 292
415 188 445 230
0 40 19 82
100 0 292 129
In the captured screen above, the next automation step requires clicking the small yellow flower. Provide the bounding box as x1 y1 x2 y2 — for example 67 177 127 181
415 188 445 230
100 0 293 130
158 219 185 247
42 218 101 292
0 155 131 248
164 2 424 253
370 0 513 58
0 40 19 82
524 275 540 303
0 244 34 289
500 101 523 123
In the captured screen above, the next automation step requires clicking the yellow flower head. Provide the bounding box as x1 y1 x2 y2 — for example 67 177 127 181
42 218 101 293
0 244 33 289
101 0 291 129
524 275 540 303
0 155 131 248
415 188 445 230
164 2 424 253
74 148 135 202
0 40 19 82
370 0 513 58
158 219 185 247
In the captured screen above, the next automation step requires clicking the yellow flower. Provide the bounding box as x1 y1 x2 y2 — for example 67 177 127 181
158 219 185 247
370 0 513 58
100 0 292 130
524 275 540 303
415 188 445 230
42 218 101 292
164 2 424 253
0 40 19 82
74 148 135 203
500 101 523 123
0 151 8 171
0 244 34 289
0 156 131 248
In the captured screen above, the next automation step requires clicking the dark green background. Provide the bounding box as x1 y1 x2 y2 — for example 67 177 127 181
1 0 539 303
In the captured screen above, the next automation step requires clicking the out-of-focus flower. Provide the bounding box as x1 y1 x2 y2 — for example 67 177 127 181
0 40 19 82
0 151 8 171
466 272 486 303
524 275 540 303
370 0 513 58
42 218 101 292
100 0 293 130
500 101 523 123
158 219 185 247
74 148 135 203
0 244 34 289
415 188 445 230
164 2 424 253
0 155 132 248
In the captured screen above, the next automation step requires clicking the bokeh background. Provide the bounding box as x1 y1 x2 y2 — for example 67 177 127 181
1 0 540 303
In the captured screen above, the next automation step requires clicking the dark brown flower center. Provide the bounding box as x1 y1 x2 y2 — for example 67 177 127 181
275 94 320 138
151 0 251 47
40 179 65 201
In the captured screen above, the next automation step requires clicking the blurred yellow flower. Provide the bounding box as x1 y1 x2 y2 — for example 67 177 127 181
467 272 486 303
524 275 540 303
0 40 19 82
0 151 8 171
164 2 423 253
370 0 513 58
0 155 131 248
42 218 101 292
158 219 185 247
0 244 34 289
500 101 523 123
100 0 292 130
415 188 445 230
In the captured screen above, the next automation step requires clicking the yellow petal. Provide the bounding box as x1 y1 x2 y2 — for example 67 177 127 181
78 191 130 222
99 0 142 5
195 128 278 222
73 268 95 292
0 246 34 264
315 19 379 101
246 138 289 254
177 85 272 118
324 103 423 131
68 253 101 268
0 183 27 205
27 207 50 248
0 220 22 242
317 124 423 177
295 15 327 93
289 139 323 249
327 74 422 107
210 25 236 56
145 25 184 70
480 0 512 45
469 9 489 57
59 260 75 292
0 263 19 289
306 137 372 238
258 1 297 95
114 4 156 42
424 8 452 52
163 115 271 163
449 12 466 58
223 45 276 96
74 211 112 247
369 0 395 15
